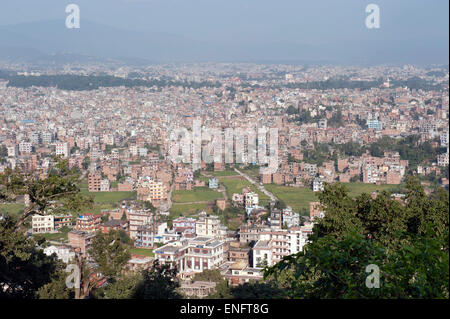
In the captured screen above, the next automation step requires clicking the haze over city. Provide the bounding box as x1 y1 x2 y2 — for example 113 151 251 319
0 0 448 64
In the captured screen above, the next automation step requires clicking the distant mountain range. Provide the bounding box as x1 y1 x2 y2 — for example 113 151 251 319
0 19 448 66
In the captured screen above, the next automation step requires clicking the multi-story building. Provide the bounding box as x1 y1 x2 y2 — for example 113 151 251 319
252 224 313 268
128 209 155 239
173 216 196 234
7 145 18 157
68 230 96 257
312 176 324 192
100 179 110 192
195 212 227 238
32 214 54 234
244 192 259 208
19 141 32 154
310 201 325 220
55 142 70 158
88 173 102 192
54 215 73 229
75 213 102 232
154 236 226 275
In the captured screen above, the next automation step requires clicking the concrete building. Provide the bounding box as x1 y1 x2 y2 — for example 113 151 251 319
32 214 54 234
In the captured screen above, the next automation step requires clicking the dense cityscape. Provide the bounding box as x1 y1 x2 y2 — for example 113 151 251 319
0 1 448 308
1 62 448 299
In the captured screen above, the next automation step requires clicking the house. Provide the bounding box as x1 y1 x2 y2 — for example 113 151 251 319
32 214 54 234
312 176 324 192
208 177 219 189
43 245 75 263
75 213 102 232
68 230 96 257
223 261 264 286
310 201 325 220
179 281 217 298
100 219 129 233
154 237 226 276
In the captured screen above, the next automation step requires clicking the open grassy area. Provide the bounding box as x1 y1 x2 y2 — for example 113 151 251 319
170 202 212 215
172 188 222 203
265 182 402 214
0 203 25 219
130 248 155 257
80 190 136 203
342 183 400 197
239 167 261 181
76 190 136 215
264 184 317 214
210 170 239 177
33 227 71 243
218 176 270 206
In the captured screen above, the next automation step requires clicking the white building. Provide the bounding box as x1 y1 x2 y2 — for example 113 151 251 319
244 192 259 208
252 224 313 268
19 141 32 154
154 236 226 276
32 214 55 234
440 130 449 147
55 142 70 158
7 145 18 157
312 176 324 192
43 245 75 263
437 151 449 166
195 212 227 239
100 179 110 192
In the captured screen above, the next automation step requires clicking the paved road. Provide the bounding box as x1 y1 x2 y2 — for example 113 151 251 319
160 181 175 212
233 168 277 203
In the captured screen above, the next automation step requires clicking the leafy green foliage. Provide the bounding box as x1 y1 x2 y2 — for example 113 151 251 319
265 177 449 298
132 261 181 299
0 217 61 298
89 230 131 280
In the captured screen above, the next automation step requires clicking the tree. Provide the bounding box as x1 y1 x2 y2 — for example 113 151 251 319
286 105 298 115
38 269 74 299
0 217 61 298
95 273 142 299
132 260 181 299
266 231 448 298
0 158 93 231
89 230 131 281
230 281 285 299
265 179 449 298
193 269 223 283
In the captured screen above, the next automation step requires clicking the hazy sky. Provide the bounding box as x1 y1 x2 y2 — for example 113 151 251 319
0 0 448 64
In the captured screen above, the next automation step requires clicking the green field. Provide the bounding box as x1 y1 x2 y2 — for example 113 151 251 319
239 167 261 181
169 202 212 215
0 203 25 219
130 248 155 257
264 184 317 214
80 190 136 203
172 188 222 203
218 176 270 206
33 227 71 242
342 183 400 197
265 182 401 214
210 170 239 177
78 190 136 215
